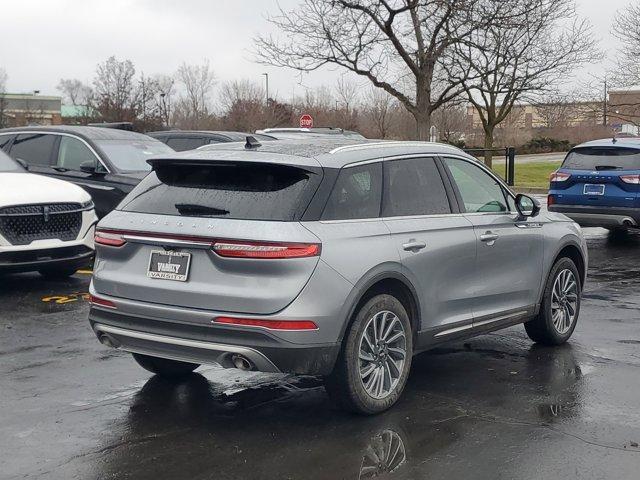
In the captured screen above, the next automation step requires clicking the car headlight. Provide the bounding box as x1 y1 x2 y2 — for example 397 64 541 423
81 200 95 210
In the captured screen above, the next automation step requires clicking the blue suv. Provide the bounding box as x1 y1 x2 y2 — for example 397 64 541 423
548 138 640 229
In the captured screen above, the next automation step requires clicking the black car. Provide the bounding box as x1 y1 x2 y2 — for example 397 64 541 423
147 130 276 151
0 126 174 217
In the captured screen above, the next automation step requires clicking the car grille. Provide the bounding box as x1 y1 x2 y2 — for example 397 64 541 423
0 203 83 246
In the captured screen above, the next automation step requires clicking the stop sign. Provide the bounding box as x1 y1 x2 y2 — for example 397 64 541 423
299 114 314 128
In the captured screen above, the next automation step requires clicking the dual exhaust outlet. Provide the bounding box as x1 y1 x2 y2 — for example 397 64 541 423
98 333 255 371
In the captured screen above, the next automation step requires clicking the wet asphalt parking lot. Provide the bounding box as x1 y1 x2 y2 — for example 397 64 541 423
2 227 640 479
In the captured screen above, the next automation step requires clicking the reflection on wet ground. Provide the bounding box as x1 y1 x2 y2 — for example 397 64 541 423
1 229 640 479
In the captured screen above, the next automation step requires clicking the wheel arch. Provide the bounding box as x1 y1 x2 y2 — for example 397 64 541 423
338 267 421 344
540 240 587 308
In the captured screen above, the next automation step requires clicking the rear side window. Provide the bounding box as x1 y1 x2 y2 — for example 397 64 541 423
166 137 207 151
10 133 56 166
322 163 382 220
383 157 451 216
119 162 322 221
563 147 640 171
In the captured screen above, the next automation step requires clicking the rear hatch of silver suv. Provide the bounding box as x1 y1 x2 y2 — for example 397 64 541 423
92 155 324 315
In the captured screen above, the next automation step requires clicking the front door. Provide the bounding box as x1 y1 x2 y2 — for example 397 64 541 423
441 156 544 323
50 135 120 217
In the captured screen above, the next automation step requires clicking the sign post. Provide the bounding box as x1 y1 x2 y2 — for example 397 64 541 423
299 114 314 129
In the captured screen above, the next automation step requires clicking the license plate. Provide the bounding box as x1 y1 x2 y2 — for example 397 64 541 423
583 184 605 195
147 251 191 282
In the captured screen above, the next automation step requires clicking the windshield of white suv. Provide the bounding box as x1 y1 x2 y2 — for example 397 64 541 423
95 140 174 172
0 151 24 172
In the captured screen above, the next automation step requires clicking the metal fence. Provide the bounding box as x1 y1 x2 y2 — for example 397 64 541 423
463 147 516 186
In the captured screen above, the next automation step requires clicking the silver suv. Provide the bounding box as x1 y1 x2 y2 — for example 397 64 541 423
89 139 587 414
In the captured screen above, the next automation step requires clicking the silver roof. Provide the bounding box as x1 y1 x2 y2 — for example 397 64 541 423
146 138 473 169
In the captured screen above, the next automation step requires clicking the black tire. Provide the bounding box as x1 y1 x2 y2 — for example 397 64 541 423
524 257 581 345
38 267 78 279
132 353 199 379
325 294 413 415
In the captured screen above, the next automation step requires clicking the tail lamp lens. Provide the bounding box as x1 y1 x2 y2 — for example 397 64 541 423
620 174 640 184
212 241 320 259
550 171 571 182
89 294 117 309
95 230 126 247
214 316 318 330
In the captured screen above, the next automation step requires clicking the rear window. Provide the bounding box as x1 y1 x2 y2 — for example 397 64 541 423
119 162 322 221
563 147 640 171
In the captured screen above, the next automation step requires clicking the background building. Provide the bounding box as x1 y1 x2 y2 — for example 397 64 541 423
0 93 62 127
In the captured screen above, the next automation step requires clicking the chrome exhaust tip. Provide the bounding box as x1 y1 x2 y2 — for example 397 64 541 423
231 354 253 371
98 333 120 348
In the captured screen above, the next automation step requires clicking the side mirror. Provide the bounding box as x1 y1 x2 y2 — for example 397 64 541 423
515 194 541 219
80 160 99 174
16 158 28 170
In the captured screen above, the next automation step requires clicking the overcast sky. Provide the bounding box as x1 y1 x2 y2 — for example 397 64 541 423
0 0 631 100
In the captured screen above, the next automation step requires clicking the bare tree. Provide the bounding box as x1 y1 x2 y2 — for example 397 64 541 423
364 87 394 138
455 0 597 166
176 60 215 128
219 79 265 132
255 0 512 140
431 101 467 144
57 79 92 106
153 74 175 127
612 2 640 87
0 68 7 128
92 56 138 122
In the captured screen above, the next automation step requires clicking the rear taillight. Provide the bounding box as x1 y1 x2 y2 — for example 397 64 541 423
212 241 320 259
213 316 318 331
620 174 640 184
547 194 555 206
95 230 126 247
89 294 117 309
550 171 571 182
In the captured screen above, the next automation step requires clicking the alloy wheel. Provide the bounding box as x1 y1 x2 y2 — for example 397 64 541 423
358 310 407 400
551 269 578 335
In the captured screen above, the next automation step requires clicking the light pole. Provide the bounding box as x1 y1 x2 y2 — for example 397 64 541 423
262 73 269 107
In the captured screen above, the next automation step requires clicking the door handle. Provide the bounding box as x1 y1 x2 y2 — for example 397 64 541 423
480 231 499 245
402 240 427 252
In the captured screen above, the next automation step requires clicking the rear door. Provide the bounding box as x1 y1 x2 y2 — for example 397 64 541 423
8 132 57 174
442 156 543 322
93 160 324 314
381 157 478 335
553 147 640 208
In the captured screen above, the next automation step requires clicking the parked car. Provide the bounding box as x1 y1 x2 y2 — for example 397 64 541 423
0 149 97 278
147 130 276 151
89 139 587 414
0 126 174 218
548 137 640 230
255 127 365 139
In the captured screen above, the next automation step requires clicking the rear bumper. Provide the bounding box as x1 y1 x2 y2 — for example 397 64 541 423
548 204 640 227
89 307 341 375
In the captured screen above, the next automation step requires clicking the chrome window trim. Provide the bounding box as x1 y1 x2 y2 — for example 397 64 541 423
0 131 111 173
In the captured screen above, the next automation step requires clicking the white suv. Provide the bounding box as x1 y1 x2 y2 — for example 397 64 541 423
0 150 97 278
